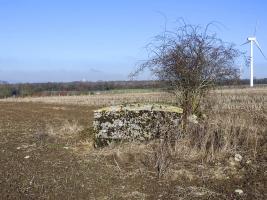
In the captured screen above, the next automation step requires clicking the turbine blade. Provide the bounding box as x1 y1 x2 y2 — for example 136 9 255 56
241 41 250 46
254 40 267 60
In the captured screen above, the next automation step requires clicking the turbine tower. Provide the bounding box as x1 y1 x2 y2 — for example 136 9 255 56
242 26 266 87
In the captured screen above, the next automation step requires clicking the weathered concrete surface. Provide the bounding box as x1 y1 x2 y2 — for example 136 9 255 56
93 104 183 147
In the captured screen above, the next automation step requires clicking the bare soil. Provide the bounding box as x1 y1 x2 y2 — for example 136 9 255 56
0 102 266 199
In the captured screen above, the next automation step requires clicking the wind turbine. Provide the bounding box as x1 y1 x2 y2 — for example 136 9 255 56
242 25 267 87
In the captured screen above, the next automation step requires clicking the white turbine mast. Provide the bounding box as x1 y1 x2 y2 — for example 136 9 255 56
242 23 267 87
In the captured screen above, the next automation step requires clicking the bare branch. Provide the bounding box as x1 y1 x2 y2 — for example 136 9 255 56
131 22 241 118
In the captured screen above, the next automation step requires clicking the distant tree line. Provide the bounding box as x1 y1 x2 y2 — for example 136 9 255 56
217 78 267 86
0 79 266 98
0 80 166 98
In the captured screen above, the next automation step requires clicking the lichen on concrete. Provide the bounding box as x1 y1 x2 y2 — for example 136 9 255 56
93 103 183 147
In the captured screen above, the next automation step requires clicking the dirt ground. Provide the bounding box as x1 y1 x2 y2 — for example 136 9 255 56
0 102 266 199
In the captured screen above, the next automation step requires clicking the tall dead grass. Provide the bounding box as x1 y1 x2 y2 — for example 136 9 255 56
34 120 89 147
92 88 267 177
177 114 265 161
99 108 266 178
46 120 83 138
22 87 267 178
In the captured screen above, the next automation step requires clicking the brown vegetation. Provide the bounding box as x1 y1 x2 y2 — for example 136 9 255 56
0 87 266 199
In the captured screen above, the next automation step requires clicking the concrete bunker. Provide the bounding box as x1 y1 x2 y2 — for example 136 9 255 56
93 104 183 147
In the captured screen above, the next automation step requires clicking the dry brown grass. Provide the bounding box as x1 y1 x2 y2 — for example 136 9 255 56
80 87 267 191
0 86 266 199
0 92 174 106
1 87 266 107
3 87 266 162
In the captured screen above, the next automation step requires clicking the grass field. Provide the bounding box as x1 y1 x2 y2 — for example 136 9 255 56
0 92 174 106
0 87 266 199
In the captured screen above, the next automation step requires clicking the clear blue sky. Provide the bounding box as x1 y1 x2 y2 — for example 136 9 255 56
0 0 266 83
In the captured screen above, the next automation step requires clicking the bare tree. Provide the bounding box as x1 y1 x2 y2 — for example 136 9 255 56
131 22 241 125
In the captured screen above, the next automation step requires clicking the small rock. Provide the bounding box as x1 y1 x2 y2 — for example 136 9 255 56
194 192 206 196
63 146 69 149
234 154 242 162
29 176 34 185
24 155 30 159
246 159 251 164
188 114 198 124
229 157 237 167
16 147 21 150
235 189 244 195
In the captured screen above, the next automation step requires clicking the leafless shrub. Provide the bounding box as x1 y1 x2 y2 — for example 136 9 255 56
131 22 242 127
